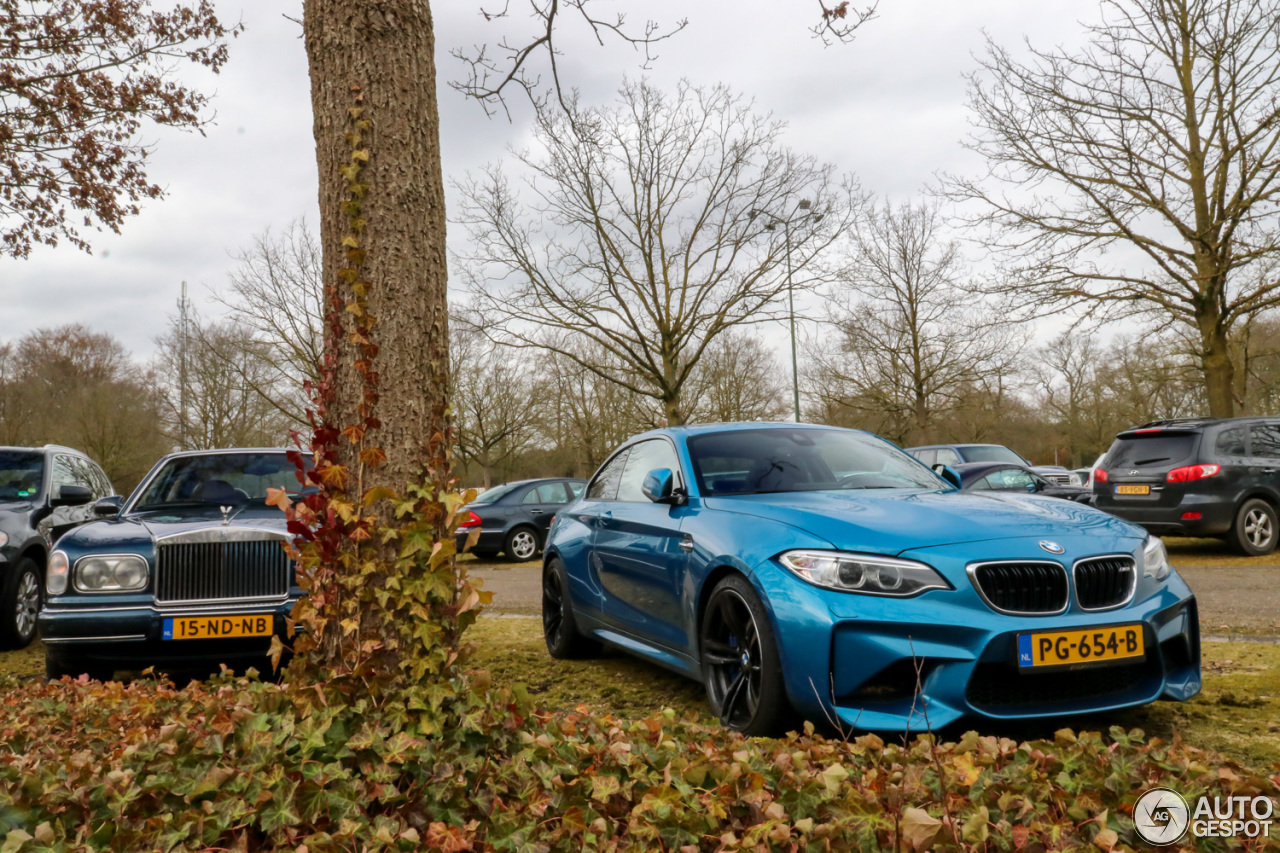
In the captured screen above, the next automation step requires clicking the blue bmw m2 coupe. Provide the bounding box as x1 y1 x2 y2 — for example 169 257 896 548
541 424 1200 735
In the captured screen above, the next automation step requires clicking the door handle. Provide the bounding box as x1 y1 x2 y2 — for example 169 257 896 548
1265 469 1277 475
679 534 694 553
528 509 545 515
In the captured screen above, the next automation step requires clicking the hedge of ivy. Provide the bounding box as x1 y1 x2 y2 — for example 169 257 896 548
0 673 1273 852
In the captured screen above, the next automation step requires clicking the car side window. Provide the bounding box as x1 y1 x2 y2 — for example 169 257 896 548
90 463 114 497
567 482 585 498
914 449 937 466
617 439 681 502
1216 426 1248 458
970 475 992 491
543 483 572 503
1250 424 1280 459
989 468 1036 491
523 483 570 504
69 458 100 494
935 448 961 466
587 449 630 501
51 455 79 493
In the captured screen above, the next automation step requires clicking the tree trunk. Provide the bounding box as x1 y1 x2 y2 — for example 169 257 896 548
1198 311 1235 418
301 0 452 679
663 394 686 427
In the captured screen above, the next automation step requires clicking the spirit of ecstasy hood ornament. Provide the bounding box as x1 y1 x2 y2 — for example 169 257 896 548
220 505 233 526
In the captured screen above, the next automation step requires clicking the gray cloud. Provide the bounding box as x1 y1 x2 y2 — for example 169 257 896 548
3 0 1088 358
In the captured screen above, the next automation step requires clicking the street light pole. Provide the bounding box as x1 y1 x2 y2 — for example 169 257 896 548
751 200 818 424
784 228 800 422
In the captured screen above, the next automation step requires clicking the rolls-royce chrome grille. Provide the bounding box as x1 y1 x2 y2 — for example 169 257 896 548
156 538 291 604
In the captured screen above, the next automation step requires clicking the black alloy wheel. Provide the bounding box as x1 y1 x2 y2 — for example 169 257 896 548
542 558 601 659
699 574 790 735
1232 498 1278 556
0 557 42 649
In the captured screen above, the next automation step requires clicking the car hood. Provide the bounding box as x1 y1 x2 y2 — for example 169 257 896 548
61 505 289 551
703 489 1143 556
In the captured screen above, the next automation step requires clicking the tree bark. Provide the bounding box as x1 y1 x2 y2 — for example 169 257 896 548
301 0 452 683
304 0 450 503
1199 311 1235 418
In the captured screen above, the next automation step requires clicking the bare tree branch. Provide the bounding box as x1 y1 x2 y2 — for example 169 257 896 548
457 79 866 424
451 0 688 118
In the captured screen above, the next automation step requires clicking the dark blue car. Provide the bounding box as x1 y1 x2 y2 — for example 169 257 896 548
39 449 309 681
456 478 586 562
542 424 1200 735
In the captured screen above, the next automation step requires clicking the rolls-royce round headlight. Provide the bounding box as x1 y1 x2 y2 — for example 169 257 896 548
779 550 951 597
74 555 148 592
47 550 69 595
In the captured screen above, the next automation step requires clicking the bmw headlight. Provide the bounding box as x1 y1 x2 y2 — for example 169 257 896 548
1141 535 1170 580
47 550 68 595
74 555 149 592
779 550 951 597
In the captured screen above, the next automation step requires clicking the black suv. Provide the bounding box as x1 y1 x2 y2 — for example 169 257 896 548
1093 417 1280 555
0 445 117 648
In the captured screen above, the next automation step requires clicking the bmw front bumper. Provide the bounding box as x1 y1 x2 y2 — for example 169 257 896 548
753 543 1200 732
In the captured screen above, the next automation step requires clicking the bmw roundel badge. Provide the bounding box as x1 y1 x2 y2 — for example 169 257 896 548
1038 540 1065 554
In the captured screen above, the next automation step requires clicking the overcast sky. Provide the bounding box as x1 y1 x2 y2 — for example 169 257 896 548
3 0 1089 359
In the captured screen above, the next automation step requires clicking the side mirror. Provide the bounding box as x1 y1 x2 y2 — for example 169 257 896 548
93 496 123 516
932 464 962 489
642 468 679 504
51 484 93 507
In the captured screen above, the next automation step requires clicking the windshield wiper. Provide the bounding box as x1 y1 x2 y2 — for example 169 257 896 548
1132 457 1171 465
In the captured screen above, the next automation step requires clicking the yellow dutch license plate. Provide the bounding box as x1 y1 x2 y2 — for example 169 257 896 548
1017 624 1144 668
163 614 273 641
1115 484 1150 495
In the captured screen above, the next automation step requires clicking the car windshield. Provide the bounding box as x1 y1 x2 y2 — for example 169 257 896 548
1104 433 1197 468
959 445 1026 464
0 451 43 501
472 483 521 505
688 428 946 496
132 452 314 510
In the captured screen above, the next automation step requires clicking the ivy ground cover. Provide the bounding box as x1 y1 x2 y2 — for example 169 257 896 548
0 618 1274 851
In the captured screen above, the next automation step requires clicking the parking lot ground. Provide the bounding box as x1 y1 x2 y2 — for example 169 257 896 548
464 551 1280 636
1164 536 1280 569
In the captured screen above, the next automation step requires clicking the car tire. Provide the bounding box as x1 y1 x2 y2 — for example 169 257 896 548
1231 498 1279 556
699 574 791 736
504 526 540 562
542 557 601 659
0 557 42 650
45 655 113 682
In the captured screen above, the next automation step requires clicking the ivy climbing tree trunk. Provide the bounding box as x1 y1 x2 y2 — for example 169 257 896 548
305 1 449 478
288 0 475 721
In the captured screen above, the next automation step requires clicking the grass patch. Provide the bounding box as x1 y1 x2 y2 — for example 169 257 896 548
468 617 1280 771
1165 536 1279 568
468 617 708 719
1116 641 1280 770
13 617 1278 770
0 640 43 680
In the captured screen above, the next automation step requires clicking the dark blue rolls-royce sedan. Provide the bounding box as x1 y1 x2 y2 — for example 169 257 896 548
39 448 311 681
